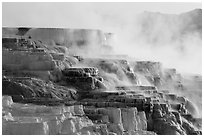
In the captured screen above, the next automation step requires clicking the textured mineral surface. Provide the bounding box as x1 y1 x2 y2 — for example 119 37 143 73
2 27 202 135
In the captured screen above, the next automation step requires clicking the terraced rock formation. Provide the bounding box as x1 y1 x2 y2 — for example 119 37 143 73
2 28 202 135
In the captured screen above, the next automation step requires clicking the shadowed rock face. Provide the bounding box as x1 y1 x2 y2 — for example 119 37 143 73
61 67 107 91
2 77 78 102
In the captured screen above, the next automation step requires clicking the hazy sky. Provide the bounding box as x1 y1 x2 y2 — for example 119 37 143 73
2 2 201 29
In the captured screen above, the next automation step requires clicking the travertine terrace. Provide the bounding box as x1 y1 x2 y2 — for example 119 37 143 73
2 27 202 135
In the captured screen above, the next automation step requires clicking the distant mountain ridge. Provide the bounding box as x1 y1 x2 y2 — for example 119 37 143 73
137 9 202 45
